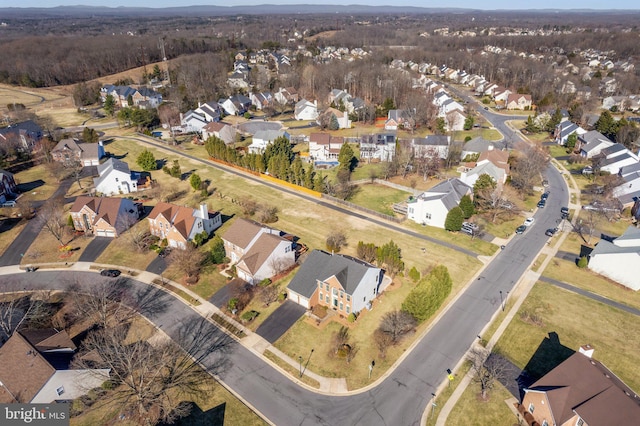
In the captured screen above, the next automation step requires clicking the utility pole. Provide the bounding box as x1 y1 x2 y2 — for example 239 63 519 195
159 37 171 85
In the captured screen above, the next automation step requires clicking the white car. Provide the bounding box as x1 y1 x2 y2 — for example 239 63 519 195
524 217 535 227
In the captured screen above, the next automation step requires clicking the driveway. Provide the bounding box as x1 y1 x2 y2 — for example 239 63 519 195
255 300 306 344
208 278 247 309
78 236 112 262
146 255 167 275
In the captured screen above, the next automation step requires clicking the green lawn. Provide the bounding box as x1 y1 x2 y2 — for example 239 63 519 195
446 381 516 426
348 182 411 216
493 281 640 392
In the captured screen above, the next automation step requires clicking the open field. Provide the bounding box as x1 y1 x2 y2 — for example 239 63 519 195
348 182 411 215
13 163 60 202
493 281 640 392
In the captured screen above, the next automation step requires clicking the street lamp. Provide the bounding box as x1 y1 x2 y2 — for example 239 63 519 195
500 290 504 311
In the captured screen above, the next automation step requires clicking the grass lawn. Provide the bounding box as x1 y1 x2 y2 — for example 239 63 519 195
95 221 158 271
22 227 95 265
454 128 503 142
348 182 411 216
446 381 515 426
13 163 60 202
237 274 295 332
0 218 27 256
70 373 266 426
493 281 640 392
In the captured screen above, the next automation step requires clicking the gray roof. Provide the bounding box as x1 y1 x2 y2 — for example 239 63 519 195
419 178 472 211
97 158 130 176
253 129 288 141
463 137 495 153
619 162 640 177
601 143 628 157
413 135 450 146
557 121 582 138
287 250 378 298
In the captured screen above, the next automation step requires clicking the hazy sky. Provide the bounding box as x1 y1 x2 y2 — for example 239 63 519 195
7 1 640 10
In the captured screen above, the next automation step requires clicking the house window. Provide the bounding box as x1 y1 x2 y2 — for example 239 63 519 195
346 306 350 314
339 302 343 310
56 386 65 396
339 291 344 298
318 282 322 289
332 288 338 296
319 292 323 301
325 284 329 292
576 419 584 426
346 295 350 302
325 295 329 303
115 177 119 182
542 421 548 426
425 213 431 220
528 403 534 414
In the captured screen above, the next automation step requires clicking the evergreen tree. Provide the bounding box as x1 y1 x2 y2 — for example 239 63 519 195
463 116 474 131
376 240 404 277
594 110 618 140
136 149 157 171
210 236 226 264
338 143 357 172
82 127 99 143
313 173 325 193
304 163 315 189
189 173 202 191
459 194 475 219
104 94 115 117
329 114 340 130
170 160 181 178
444 206 464 231
402 265 452 323
566 133 578 150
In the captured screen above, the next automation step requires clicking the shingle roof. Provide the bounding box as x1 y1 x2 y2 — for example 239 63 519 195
237 233 287 275
527 351 640 425
97 158 130 176
70 196 128 228
19 329 76 352
0 333 55 402
221 218 265 250
148 202 200 240
287 250 379 298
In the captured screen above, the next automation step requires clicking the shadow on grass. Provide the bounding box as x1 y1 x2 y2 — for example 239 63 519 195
17 179 45 192
517 332 575 399
160 401 226 426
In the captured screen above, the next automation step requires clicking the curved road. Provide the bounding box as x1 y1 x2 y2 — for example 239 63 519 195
1 162 567 426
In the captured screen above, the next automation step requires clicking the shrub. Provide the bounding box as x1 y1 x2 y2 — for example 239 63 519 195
241 310 259 322
577 256 588 268
228 298 239 312
408 266 420 283
347 312 357 323
259 278 272 287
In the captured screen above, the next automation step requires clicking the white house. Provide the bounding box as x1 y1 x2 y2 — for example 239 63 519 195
359 133 396 162
248 130 290 155
93 158 138 195
412 135 451 160
554 121 587 145
597 144 639 175
294 99 319 121
460 162 506 188
308 133 345 165
221 218 295 285
407 178 473 228
588 226 640 291
201 122 236 145
287 249 385 312
579 130 615 158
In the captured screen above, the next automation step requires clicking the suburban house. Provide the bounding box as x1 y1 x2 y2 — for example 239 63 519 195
406 178 473 228
506 93 532 110
201 121 236 145
588 225 640 291
460 153 508 187
147 202 222 249
0 120 43 151
578 130 614 159
461 137 500 159
195 101 222 122
93 158 138 195
613 163 640 208
359 133 396 163
0 330 109 404
439 105 466 131
248 130 290 155
227 71 250 89
274 87 298 105
317 107 351 129
518 344 640 426
308 133 345 165
595 144 639 175
294 99 319 121
554 121 587 146
249 92 274 110
221 218 295 284
219 95 252 116
100 85 162 108
287 249 385 313
70 196 140 237
0 169 17 204
385 110 413 131
412 135 451 160
51 138 105 166
179 110 208 134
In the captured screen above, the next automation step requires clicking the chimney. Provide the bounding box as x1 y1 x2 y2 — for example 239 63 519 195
579 344 594 358
199 203 208 219
488 144 494 151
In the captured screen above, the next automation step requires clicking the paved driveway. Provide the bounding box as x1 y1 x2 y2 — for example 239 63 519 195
78 237 113 262
255 300 306 344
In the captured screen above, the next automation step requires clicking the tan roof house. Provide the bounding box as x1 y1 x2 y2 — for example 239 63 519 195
506 94 533 110
147 202 222 249
0 331 109 404
70 196 140 238
518 344 640 426
221 218 295 284
51 138 105 166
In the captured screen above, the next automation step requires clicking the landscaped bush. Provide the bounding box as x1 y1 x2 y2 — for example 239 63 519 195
408 266 420 282
228 298 239 312
577 256 588 268
347 312 357 323
241 310 259 322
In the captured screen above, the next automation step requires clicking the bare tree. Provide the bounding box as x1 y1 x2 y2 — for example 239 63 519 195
72 317 233 425
373 328 393 359
168 244 205 280
66 278 136 329
510 144 549 196
64 158 85 189
377 310 416 345
259 285 279 307
0 287 51 342
468 347 509 400
39 196 71 247
326 230 347 253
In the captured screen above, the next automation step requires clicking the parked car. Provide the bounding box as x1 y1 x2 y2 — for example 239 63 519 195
484 106 489 110
537 200 546 208
560 206 569 219
1 200 16 207
524 217 535 227
545 228 558 237
516 225 527 234
100 269 121 277
582 166 593 175
541 191 550 200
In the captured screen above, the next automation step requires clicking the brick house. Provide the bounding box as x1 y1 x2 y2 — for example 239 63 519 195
51 138 105 166
70 196 140 237
147 202 222 249
287 250 384 313
518 344 640 426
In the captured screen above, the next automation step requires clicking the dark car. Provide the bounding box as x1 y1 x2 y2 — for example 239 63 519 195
484 106 489 110
545 228 558 237
100 269 121 277
541 191 550 200
537 200 546 208
516 225 527 234
561 206 569 219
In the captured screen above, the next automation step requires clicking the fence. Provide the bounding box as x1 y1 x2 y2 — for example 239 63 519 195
321 193 405 223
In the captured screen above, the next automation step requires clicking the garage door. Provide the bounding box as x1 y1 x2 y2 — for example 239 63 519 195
288 290 309 309
96 230 115 237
